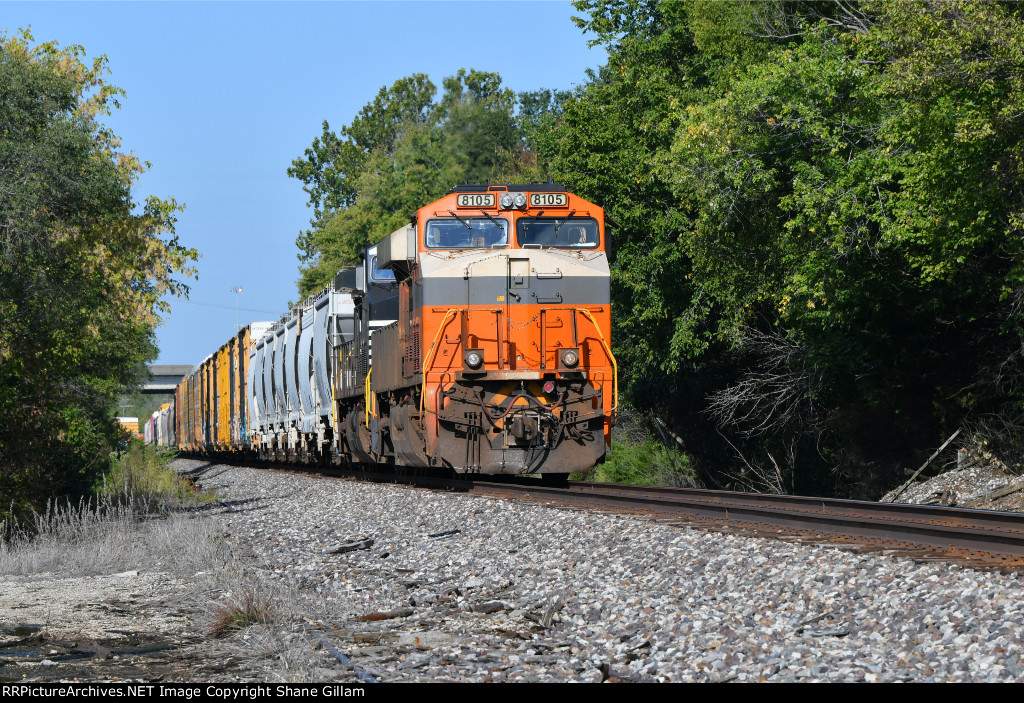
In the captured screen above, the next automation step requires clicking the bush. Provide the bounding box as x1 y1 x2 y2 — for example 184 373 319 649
574 406 697 486
102 442 204 506
587 436 695 487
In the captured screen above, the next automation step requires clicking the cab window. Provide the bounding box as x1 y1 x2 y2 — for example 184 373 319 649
516 217 600 249
370 256 395 281
425 218 508 249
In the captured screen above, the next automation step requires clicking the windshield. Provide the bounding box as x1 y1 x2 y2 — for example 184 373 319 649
425 218 508 249
516 217 600 249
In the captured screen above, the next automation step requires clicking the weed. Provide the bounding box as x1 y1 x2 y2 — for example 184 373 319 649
208 586 278 638
588 436 696 486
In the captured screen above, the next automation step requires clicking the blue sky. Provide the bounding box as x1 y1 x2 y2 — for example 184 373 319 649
2 1 606 365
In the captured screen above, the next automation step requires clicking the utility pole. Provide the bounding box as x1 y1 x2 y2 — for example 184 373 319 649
230 286 243 331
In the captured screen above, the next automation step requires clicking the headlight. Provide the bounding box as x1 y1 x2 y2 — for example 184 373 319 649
513 192 528 209
499 193 514 209
465 350 483 368
561 349 579 368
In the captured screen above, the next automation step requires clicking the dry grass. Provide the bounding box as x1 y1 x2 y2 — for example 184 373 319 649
0 446 355 681
0 444 223 576
197 565 340 681
0 495 227 576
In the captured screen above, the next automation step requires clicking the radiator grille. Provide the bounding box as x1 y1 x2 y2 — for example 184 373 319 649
404 324 422 378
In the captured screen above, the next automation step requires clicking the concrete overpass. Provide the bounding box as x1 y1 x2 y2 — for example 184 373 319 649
143 365 192 394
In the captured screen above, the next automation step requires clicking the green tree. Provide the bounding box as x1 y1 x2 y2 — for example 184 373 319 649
290 69 560 296
668 1 1024 492
0 30 197 517
287 74 436 268
541 1 1024 495
532 1 747 483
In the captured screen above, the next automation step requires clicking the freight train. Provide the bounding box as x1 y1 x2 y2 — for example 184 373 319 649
163 183 616 476
144 403 174 447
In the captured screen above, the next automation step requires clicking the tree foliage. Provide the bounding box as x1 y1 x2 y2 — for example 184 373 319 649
540 1 1024 496
0 30 197 516
289 70 563 296
289 2 1024 496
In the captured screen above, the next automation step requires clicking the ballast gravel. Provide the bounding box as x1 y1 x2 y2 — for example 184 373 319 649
174 458 1024 682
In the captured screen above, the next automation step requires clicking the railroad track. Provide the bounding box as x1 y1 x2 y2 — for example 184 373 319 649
467 479 1024 570
185 456 1024 570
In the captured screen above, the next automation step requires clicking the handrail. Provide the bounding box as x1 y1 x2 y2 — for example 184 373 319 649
420 308 459 427
364 367 373 427
331 364 338 437
578 308 618 417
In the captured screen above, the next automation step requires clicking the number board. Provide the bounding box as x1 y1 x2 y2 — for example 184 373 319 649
529 193 568 207
456 193 495 208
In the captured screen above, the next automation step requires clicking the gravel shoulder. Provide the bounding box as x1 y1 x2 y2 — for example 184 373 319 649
173 458 1024 682
883 463 1024 511
0 570 207 682
6 458 1024 682
1 570 191 641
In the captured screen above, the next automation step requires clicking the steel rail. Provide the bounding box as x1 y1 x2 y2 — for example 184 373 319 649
179 454 1024 567
467 480 1024 564
568 482 1024 534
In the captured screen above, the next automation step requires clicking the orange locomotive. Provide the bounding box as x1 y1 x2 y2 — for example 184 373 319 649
334 182 616 475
